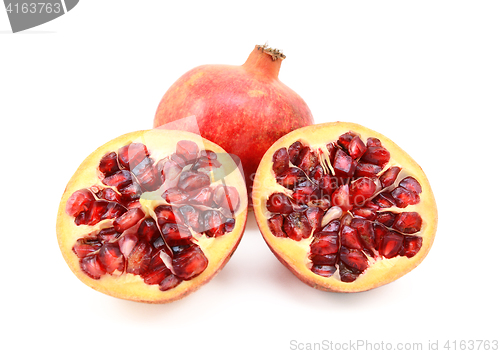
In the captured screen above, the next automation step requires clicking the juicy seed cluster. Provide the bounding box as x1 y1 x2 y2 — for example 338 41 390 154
266 131 424 282
66 140 239 290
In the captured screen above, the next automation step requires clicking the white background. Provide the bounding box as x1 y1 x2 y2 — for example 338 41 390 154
1 1 499 353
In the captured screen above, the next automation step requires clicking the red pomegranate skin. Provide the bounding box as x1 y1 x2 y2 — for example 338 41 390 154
153 46 314 195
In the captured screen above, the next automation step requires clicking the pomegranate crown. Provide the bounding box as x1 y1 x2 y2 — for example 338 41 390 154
256 43 286 61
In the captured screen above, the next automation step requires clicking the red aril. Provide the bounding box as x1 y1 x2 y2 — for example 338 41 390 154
57 129 248 303
153 44 314 199
252 122 438 292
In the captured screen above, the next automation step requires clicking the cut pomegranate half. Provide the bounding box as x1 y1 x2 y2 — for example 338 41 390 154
252 122 437 293
57 129 248 303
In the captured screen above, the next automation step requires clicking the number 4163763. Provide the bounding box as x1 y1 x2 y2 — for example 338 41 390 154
5 2 62 14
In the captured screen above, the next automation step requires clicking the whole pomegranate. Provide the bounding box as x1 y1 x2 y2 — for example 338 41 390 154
154 44 314 197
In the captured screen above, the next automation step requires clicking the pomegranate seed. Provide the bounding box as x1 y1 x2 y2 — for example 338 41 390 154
309 165 324 183
102 170 133 190
350 218 375 250
113 208 145 233
143 265 171 285
272 147 290 175
137 218 161 242
376 211 397 227
154 205 178 226
118 233 138 258
162 188 189 203
321 207 342 227
267 193 294 214
340 225 364 250
268 214 286 238
352 207 377 220
75 201 126 226
98 242 124 274
200 149 218 160
80 254 106 279
288 141 304 165
213 185 240 213
391 187 420 208
318 173 336 196
148 248 171 270
283 212 312 241
331 184 353 211
225 218 235 233
179 205 201 231
97 227 121 243
393 212 422 234
367 137 381 147
160 158 183 182
118 143 149 170
292 180 320 205
126 241 152 275
159 274 182 291
295 147 319 173
161 223 193 246
339 261 361 282
379 166 401 188
66 189 95 217
309 253 338 265
189 187 213 206
372 192 396 209
310 232 339 255
305 207 323 230
355 162 382 177
350 177 377 206
177 171 211 192
373 223 389 250
311 264 337 277
339 247 369 271
333 149 357 178
201 210 226 237
95 187 123 204
171 153 188 168
98 152 120 177
172 244 208 280
72 237 102 258
380 232 404 258
403 236 423 258
118 181 142 201
322 219 341 233
399 176 422 194
348 136 367 159
176 140 199 163
361 146 390 166
191 156 222 171
337 132 355 150
132 158 161 191
276 167 307 189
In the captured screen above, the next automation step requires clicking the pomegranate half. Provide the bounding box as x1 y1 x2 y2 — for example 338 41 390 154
153 44 314 197
57 129 247 303
252 122 437 292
